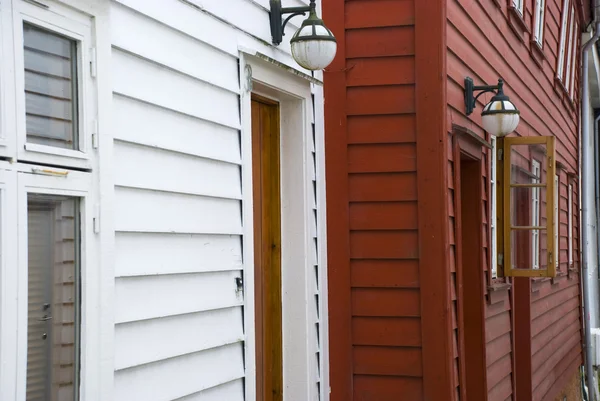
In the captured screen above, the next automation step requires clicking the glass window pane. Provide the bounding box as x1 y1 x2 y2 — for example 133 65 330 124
510 143 548 185
27 195 80 401
510 228 548 271
24 23 78 150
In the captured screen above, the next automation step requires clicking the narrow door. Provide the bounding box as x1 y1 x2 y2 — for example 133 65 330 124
251 95 283 401
26 195 80 401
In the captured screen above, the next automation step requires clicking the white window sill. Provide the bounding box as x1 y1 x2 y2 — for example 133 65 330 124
25 143 89 160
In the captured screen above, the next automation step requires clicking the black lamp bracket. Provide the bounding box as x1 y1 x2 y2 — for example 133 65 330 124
270 0 315 45
464 77 505 115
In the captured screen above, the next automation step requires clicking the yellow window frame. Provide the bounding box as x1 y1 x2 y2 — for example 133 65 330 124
498 135 556 277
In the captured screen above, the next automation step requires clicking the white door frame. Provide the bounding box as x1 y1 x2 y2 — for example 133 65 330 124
239 50 329 401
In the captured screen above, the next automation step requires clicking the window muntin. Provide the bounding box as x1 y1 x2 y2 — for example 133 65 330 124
533 0 546 47
26 194 80 401
503 136 556 277
23 23 79 150
531 160 541 269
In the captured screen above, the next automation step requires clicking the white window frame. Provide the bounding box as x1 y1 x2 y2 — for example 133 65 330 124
12 0 96 170
555 174 559 268
564 6 576 90
0 0 17 159
512 0 525 16
568 21 579 97
533 0 546 47
568 183 573 266
531 160 541 269
557 0 571 80
490 136 498 279
13 164 99 401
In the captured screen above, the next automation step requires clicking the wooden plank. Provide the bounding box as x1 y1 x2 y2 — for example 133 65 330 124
322 0 352 398
535 354 582 401
485 312 512 343
114 270 243 323
416 0 454 399
353 346 422 376
115 232 242 277
347 86 416 116
531 297 579 337
487 374 513 401
346 57 415 87
351 259 419 288
346 26 415 58
114 187 242 235
114 307 244 370
531 306 579 356
112 49 240 129
177 379 244 401
111 3 239 93
345 0 415 29
353 375 423 401
352 288 420 317
348 143 417 173
347 114 416 144
532 341 581 400
114 342 244 401
348 172 417 202
114 140 242 200
486 332 512 367
113 95 241 165
349 230 419 259
352 317 421 347
349 201 418 230
487 354 513 391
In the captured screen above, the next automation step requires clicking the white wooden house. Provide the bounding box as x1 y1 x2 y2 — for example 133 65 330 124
0 0 330 400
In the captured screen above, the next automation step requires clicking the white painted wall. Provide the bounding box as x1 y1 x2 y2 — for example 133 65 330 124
109 1 328 400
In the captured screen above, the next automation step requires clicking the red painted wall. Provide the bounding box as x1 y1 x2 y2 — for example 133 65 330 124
324 0 585 400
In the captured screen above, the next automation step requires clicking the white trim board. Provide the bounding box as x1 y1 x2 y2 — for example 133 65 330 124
239 52 329 401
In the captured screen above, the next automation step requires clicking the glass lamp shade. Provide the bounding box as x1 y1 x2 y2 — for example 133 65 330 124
481 98 520 137
290 11 337 70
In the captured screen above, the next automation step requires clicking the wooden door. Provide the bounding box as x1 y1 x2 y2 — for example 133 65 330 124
251 95 283 401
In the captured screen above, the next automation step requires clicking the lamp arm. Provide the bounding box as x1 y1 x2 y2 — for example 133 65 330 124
473 88 498 104
281 10 308 34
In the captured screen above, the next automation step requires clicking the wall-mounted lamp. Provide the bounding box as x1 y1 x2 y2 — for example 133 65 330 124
269 0 337 71
464 77 520 137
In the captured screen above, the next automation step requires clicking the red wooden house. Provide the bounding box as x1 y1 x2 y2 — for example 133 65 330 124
323 0 592 400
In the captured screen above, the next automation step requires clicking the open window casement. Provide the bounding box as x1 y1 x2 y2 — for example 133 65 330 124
498 136 556 277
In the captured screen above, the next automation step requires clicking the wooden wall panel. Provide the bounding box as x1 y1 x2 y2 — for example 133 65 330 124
446 1 584 401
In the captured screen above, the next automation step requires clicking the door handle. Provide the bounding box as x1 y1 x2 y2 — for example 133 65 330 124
37 315 52 322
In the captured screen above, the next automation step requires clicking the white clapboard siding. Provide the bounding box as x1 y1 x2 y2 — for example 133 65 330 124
111 49 240 129
115 232 242 277
111 3 239 94
113 141 242 200
175 379 244 401
114 343 245 401
113 95 241 165
115 306 244 369
114 187 242 235
114 271 243 323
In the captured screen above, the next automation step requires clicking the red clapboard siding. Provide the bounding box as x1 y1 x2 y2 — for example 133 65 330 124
345 0 415 29
347 114 416 144
352 316 421 347
349 231 419 259
351 288 420 317
349 201 418 230
353 346 423 376
346 26 415 58
353 375 423 401
346 86 416 115
350 259 419 288
488 374 513 401
348 172 417 202
346 57 415 87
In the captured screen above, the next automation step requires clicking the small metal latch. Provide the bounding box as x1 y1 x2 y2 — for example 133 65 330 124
235 277 244 295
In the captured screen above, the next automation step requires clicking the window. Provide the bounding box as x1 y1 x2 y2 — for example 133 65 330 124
557 0 579 96
512 0 525 15
568 183 573 266
557 0 570 79
23 24 79 150
555 174 559 268
491 137 498 278
501 136 557 277
27 194 81 401
533 0 546 47
531 160 541 269
13 0 95 170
